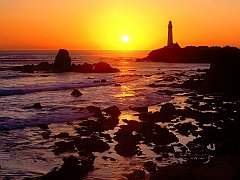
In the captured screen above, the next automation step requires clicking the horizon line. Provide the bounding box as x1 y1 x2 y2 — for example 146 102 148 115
0 45 239 51
0 49 153 51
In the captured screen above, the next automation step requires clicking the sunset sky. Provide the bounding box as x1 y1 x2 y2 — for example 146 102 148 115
1 0 240 50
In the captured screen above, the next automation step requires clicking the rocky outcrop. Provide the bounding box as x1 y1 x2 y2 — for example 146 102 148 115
182 46 240 95
11 49 120 73
103 105 121 118
71 62 120 73
206 48 240 93
41 155 94 180
71 89 83 97
126 170 146 180
137 46 240 63
32 103 42 109
54 49 72 72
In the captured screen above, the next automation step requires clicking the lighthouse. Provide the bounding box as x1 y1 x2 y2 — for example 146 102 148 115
168 21 173 46
167 21 180 48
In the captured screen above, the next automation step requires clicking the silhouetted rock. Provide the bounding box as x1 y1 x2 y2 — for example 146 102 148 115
17 64 35 73
41 155 94 180
182 47 240 95
130 106 148 113
138 46 240 63
53 141 75 154
102 116 120 130
38 124 49 130
140 124 178 145
110 157 116 161
103 105 121 117
72 136 110 153
54 49 72 72
160 103 176 115
101 79 107 83
35 62 53 71
41 131 51 139
11 49 120 73
143 161 157 172
152 145 175 154
139 106 176 123
114 143 140 157
86 106 104 119
80 105 121 132
114 83 121 87
55 132 70 138
155 156 163 161
126 170 146 180
206 47 240 94
114 126 141 157
32 103 42 109
92 62 120 73
174 122 198 136
71 89 83 97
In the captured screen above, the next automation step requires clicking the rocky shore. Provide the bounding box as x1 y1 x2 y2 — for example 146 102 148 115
4 48 240 179
147 49 240 179
11 49 120 73
39 56 240 179
31 90 240 179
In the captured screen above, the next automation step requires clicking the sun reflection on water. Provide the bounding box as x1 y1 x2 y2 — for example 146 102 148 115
119 111 139 122
115 85 135 98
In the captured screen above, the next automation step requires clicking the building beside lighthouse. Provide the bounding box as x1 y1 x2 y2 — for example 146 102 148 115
167 21 180 48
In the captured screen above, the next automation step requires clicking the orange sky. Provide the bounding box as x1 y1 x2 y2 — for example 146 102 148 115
0 0 240 50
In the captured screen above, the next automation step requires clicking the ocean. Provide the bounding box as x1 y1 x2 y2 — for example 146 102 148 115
0 50 209 179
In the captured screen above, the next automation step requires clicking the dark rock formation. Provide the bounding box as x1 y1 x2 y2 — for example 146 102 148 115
139 103 177 123
155 156 163 161
41 155 94 180
93 62 119 73
206 48 240 94
55 132 70 139
71 62 120 73
53 141 75 154
174 122 198 136
182 47 240 95
160 103 176 115
143 161 157 172
130 106 148 113
32 103 42 109
54 49 72 72
83 105 121 132
114 143 140 157
126 170 146 180
149 153 240 180
114 124 142 157
103 105 121 118
138 46 240 63
152 145 175 154
71 89 83 97
11 49 120 73
114 83 121 87
86 106 104 119
113 120 178 157
101 79 107 83
72 136 110 153
38 124 49 130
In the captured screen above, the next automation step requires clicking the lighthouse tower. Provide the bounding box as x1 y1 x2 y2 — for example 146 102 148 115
168 21 173 46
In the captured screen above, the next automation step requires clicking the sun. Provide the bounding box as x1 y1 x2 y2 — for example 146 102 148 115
121 35 129 43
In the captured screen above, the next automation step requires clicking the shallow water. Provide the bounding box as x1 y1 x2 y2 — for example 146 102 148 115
0 50 209 179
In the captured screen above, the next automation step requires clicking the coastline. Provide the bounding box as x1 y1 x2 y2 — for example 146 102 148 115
1 49 240 179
